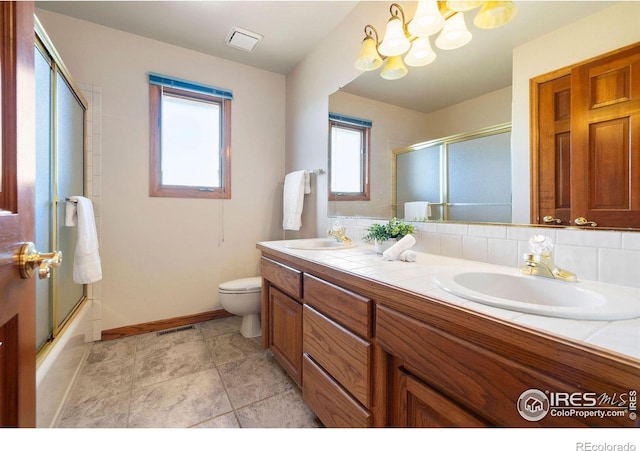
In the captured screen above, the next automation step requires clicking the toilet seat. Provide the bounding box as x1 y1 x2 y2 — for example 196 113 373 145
218 276 262 294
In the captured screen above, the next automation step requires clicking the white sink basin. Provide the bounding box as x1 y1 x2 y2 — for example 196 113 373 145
434 271 640 320
284 238 356 250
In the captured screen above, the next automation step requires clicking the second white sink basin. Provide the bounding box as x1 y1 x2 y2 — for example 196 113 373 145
434 271 640 320
284 238 356 250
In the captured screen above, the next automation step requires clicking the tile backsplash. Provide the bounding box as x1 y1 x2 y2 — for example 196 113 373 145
335 218 640 289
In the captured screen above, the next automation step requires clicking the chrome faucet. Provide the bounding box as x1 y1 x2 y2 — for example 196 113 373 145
327 224 351 243
519 235 577 282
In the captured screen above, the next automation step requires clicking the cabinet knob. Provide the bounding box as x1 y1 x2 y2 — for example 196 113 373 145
574 217 598 227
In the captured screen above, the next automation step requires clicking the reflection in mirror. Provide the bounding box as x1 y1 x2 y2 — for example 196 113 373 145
393 124 511 223
327 1 619 225
328 113 371 202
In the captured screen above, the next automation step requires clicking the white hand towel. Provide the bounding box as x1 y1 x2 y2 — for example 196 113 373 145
399 250 417 262
304 171 311 194
69 196 102 284
404 201 431 221
283 170 307 231
65 200 78 227
383 234 416 261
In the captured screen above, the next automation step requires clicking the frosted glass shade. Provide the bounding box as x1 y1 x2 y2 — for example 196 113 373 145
404 37 437 67
474 1 518 29
435 12 472 50
380 55 408 80
379 17 411 56
355 36 383 71
407 0 445 37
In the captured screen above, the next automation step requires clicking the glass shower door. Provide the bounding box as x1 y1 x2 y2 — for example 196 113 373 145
35 32 87 353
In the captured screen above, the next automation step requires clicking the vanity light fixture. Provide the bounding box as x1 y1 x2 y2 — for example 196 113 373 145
354 0 517 80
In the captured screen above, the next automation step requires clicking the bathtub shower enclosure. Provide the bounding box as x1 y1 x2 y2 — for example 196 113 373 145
34 21 87 373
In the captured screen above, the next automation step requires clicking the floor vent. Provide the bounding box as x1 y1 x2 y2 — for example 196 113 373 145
157 325 195 336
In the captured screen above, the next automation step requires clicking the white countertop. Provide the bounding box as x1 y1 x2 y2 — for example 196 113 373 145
258 239 640 361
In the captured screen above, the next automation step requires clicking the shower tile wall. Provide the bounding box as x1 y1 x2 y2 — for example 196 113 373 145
78 82 102 341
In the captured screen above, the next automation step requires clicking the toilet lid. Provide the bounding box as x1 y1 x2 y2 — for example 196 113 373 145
219 276 262 293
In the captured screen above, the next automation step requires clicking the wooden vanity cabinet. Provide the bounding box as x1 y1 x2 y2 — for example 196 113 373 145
259 248 639 428
261 257 303 386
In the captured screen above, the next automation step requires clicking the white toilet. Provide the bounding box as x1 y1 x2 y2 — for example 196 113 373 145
218 276 262 338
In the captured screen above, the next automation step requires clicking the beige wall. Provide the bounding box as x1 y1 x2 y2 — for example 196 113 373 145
36 9 286 331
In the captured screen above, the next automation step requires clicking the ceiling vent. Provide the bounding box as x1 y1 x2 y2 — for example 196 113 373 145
225 27 262 52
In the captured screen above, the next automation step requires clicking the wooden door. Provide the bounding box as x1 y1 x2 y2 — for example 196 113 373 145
0 1 36 427
571 44 640 228
268 286 302 386
395 369 487 427
536 75 572 225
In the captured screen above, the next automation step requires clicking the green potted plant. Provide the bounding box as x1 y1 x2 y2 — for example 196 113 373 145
364 218 415 253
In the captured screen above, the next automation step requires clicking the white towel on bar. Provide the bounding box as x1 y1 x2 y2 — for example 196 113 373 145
65 200 78 226
404 201 431 220
283 170 307 231
68 196 102 284
304 171 311 194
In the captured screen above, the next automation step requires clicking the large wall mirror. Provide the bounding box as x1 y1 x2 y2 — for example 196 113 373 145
328 1 639 230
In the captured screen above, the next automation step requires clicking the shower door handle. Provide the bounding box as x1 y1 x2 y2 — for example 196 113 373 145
16 242 62 279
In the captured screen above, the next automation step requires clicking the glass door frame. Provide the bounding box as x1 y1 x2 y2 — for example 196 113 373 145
34 16 89 361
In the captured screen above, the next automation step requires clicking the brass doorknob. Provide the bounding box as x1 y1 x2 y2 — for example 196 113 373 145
17 242 62 279
542 215 562 224
574 217 598 227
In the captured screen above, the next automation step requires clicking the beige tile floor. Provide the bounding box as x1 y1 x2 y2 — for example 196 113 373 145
56 316 321 428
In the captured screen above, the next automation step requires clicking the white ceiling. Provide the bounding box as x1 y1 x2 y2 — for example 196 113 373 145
36 1 619 113
35 1 359 75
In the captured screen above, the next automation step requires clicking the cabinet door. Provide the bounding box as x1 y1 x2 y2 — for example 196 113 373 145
269 286 302 386
396 369 487 427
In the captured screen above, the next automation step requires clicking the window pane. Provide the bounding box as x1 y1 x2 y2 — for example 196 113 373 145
161 94 221 187
331 126 363 193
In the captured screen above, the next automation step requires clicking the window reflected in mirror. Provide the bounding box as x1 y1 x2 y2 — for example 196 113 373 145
329 113 371 201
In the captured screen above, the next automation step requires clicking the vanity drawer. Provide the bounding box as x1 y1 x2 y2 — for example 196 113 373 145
303 273 371 338
261 257 302 299
303 305 371 407
302 354 372 428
